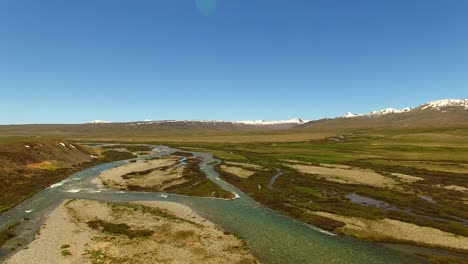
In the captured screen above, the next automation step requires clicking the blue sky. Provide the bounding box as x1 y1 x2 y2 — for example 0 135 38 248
1 0 467 124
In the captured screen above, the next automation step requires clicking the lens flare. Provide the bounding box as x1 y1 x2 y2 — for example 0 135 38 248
195 0 217 16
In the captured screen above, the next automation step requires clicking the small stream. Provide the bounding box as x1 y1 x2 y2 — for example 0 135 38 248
0 145 426 263
268 169 283 189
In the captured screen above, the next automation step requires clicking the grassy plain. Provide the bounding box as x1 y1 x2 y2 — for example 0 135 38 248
2 127 468 260
159 127 468 254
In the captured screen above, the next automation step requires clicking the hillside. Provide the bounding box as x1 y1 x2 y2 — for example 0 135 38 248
1 99 467 143
0 140 141 214
0 139 95 213
298 99 468 131
0 119 304 138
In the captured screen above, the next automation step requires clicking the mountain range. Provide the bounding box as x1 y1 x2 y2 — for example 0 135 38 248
299 99 468 131
88 99 468 130
340 99 467 118
88 117 307 126
0 99 466 137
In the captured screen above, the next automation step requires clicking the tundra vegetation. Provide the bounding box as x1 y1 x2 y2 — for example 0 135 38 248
165 127 468 257
1 126 468 263
0 138 138 213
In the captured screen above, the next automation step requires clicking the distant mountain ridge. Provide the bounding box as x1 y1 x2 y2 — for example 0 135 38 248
89 120 112 124
340 99 468 119
0 117 307 137
341 108 411 118
420 99 468 110
300 99 468 130
1 99 467 136
87 118 307 126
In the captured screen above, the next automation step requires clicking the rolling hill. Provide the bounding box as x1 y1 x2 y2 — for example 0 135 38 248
1 99 467 139
298 99 468 131
0 118 305 137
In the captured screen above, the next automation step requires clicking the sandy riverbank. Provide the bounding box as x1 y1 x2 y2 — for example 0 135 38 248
97 157 181 190
284 163 397 188
6 199 258 264
95 154 234 199
220 165 256 179
311 211 468 252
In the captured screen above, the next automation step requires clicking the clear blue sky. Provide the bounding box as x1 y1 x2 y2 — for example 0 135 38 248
1 0 467 124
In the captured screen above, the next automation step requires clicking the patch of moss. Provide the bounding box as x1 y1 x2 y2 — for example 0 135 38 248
109 202 202 227
100 150 136 162
61 249 72 256
64 198 76 207
85 249 108 264
87 220 153 239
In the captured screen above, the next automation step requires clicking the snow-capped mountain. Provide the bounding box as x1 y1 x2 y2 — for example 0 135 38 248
4 98 468 133
341 112 359 118
234 118 305 125
341 108 411 118
87 117 309 129
301 98 468 130
340 99 468 119
88 118 307 126
89 120 111 124
420 99 468 110
87 99 468 128
367 107 411 116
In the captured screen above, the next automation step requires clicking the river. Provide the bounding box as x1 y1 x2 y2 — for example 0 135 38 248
0 145 423 263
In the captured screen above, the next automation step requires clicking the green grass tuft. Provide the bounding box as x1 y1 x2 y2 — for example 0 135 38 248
87 220 153 239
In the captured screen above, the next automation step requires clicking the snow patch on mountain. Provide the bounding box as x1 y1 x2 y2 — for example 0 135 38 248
100 118 308 126
421 99 468 110
367 108 411 116
341 108 411 118
234 118 306 125
133 119 157 125
89 120 111 124
166 118 307 125
340 98 468 119
341 112 359 118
